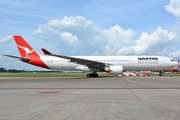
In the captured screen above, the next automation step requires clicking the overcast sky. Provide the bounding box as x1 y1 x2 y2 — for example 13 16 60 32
0 0 180 70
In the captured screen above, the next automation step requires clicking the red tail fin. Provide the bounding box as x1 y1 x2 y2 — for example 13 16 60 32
13 36 39 58
13 35 50 69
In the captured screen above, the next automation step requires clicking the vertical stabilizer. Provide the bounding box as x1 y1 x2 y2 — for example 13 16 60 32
13 35 50 69
13 36 39 58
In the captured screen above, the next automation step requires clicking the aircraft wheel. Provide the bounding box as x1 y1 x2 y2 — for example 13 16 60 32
92 73 98 77
86 74 91 78
87 73 98 78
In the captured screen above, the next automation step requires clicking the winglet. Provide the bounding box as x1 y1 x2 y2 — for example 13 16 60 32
41 48 52 55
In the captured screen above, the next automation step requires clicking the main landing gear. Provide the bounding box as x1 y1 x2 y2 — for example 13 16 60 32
86 73 98 78
159 70 163 76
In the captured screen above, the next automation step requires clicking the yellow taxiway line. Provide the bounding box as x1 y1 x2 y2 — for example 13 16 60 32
127 78 180 87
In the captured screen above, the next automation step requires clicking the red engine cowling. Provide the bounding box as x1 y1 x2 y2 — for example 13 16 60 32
104 66 123 74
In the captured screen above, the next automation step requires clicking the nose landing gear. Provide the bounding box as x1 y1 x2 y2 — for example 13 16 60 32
159 70 163 76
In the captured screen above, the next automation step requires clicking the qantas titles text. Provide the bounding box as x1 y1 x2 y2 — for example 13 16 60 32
138 57 159 64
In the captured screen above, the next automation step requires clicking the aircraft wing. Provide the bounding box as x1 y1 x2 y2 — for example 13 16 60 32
3 54 30 62
41 48 109 68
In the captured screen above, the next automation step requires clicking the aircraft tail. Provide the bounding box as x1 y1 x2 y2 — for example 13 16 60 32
14 36 39 58
11 36 50 69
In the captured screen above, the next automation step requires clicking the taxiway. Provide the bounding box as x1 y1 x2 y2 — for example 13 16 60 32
0 76 180 120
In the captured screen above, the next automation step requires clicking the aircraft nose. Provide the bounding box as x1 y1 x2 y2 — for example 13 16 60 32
175 61 178 66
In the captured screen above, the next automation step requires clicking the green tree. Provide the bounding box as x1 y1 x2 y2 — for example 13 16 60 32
0 67 6 72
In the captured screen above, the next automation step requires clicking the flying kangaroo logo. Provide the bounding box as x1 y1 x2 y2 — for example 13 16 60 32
17 44 34 57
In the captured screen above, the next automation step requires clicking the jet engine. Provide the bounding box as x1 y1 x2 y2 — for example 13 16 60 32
104 65 123 74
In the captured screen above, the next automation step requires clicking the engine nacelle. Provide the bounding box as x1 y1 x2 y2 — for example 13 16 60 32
104 65 123 74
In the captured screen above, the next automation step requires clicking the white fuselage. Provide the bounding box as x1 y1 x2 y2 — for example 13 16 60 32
40 55 178 71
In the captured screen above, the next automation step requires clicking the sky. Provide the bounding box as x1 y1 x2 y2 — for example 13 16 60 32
0 0 180 70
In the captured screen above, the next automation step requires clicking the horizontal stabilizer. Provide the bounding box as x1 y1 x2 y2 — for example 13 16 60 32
3 54 30 62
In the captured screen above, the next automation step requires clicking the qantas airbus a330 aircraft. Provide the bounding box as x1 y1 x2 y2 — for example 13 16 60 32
3 36 178 77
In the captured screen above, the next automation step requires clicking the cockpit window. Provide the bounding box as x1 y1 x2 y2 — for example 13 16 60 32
171 60 174 62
